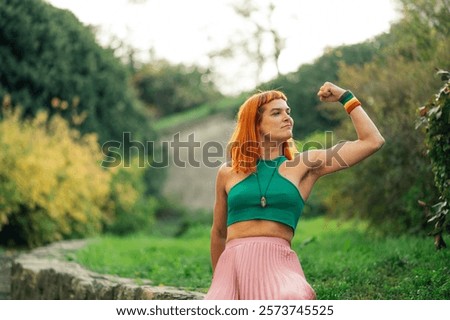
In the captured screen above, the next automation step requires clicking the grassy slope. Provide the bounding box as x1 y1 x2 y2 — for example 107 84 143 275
153 94 245 134
73 217 450 299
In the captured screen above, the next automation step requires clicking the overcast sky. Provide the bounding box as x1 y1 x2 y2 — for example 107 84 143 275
46 0 401 93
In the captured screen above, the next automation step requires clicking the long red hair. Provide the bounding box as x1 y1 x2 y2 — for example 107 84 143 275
227 90 297 173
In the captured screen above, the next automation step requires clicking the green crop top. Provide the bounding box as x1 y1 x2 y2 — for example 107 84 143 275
227 156 305 231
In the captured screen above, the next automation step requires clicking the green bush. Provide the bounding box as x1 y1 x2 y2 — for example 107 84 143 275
314 0 449 234
104 161 158 236
326 57 440 234
417 70 450 248
133 59 222 118
0 0 164 246
0 0 154 143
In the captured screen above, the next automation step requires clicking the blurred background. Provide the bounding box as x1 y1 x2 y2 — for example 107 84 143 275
0 0 449 296
46 0 400 94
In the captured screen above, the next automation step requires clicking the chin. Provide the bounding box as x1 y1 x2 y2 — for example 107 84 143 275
275 134 292 142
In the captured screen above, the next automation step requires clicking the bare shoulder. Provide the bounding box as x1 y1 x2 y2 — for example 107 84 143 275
216 162 234 187
217 161 233 176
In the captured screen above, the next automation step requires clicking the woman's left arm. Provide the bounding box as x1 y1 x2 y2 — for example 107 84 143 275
309 82 385 177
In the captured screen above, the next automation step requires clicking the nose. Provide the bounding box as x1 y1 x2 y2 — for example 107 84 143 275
283 112 291 122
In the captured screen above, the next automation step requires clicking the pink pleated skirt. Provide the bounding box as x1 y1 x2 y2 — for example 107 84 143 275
205 236 316 300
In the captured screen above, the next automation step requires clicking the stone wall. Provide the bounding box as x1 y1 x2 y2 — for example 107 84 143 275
10 240 205 300
0 253 13 299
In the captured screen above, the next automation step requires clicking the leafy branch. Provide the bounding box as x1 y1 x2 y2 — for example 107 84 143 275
416 69 450 249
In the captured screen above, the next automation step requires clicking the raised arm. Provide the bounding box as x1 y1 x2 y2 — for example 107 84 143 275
309 82 385 177
210 164 228 273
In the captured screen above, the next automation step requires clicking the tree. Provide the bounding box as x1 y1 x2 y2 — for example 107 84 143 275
132 59 222 118
209 0 286 86
263 41 380 137
328 57 440 233
0 0 154 143
316 0 449 234
252 0 449 235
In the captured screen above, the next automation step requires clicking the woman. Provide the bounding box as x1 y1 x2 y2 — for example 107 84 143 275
205 82 385 300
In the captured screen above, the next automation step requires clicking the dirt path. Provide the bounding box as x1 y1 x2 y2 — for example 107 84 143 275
161 113 235 211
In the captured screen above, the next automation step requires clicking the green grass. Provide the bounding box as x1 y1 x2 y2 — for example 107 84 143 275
293 218 450 299
153 95 244 134
73 217 450 299
73 226 211 291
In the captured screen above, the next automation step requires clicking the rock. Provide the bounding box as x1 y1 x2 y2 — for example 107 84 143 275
0 254 14 299
10 240 205 300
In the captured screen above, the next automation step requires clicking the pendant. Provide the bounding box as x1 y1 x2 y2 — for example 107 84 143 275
260 196 267 208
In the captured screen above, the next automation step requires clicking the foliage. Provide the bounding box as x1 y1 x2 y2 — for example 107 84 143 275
262 41 381 137
324 57 440 234
391 0 450 62
219 0 285 82
0 105 160 247
0 108 110 247
416 69 450 249
149 198 212 238
0 0 165 246
103 161 158 236
0 0 154 143
74 217 450 298
132 59 222 118
295 0 449 235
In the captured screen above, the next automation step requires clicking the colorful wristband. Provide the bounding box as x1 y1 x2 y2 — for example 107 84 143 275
339 90 361 114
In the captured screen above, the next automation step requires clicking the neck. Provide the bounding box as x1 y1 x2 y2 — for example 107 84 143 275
260 142 284 160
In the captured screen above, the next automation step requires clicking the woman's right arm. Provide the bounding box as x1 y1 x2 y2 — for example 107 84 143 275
210 164 228 273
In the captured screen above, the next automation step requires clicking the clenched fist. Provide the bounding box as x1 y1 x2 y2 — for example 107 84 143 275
317 82 346 102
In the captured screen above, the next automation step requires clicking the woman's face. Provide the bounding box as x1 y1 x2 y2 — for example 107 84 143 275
257 98 294 143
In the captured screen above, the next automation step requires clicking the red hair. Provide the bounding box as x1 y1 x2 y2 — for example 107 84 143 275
227 90 297 173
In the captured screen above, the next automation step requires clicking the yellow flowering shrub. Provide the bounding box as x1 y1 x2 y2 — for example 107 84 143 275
0 109 111 247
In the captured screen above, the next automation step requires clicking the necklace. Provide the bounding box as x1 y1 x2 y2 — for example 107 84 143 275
255 157 280 208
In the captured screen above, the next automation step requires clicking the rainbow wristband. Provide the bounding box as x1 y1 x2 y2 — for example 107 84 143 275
339 90 361 114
